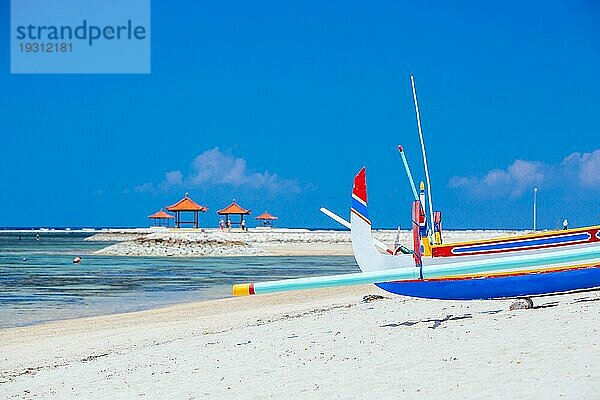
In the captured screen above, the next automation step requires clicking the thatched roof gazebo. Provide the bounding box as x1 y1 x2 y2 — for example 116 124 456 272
217 200 251 227
166 193 207 229
148 209 175 227
255 211 278 227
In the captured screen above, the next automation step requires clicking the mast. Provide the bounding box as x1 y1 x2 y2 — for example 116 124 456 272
410 75 435 243
533 187 538 231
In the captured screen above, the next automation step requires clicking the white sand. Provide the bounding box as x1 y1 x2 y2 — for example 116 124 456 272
1 285 599 399
90 229 526 257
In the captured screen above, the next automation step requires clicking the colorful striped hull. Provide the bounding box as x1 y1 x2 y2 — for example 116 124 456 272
376 264 600 300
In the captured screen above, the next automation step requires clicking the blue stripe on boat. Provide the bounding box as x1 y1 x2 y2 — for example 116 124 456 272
351 197 369 221
375 265 600 300
451 233 591 254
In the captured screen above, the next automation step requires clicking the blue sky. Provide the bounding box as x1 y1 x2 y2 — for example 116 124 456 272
1 1 599 229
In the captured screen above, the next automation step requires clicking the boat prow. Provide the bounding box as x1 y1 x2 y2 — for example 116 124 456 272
350 167 417 272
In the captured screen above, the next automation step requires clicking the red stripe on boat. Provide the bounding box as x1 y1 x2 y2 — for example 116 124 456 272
352 167 367 203
351 208 371 225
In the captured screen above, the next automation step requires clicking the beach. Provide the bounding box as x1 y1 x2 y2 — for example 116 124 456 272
1 285 600 399
3 228 599 399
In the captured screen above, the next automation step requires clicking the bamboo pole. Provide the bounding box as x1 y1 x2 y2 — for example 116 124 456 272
233 245 600 296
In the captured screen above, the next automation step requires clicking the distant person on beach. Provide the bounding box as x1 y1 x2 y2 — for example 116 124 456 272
241 219 246 232
563 219 569 230
226 219 231 231
219 219 224 230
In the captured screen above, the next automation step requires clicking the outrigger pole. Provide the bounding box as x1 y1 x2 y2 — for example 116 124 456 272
233 244 600 296
410 75 436 243
320 207 352 229
319 207 394 255
397 145 419 201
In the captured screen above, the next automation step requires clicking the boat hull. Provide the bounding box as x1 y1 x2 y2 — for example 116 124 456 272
375 264 600 300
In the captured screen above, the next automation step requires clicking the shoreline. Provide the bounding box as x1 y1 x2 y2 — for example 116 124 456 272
2 285 599 398
1 227 535 258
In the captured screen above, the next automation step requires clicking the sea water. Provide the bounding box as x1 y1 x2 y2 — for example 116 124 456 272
0 232 360 328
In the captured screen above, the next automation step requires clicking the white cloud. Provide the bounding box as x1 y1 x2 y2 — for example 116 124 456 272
133 182 155 193
164 170 183 186
449 149 600 198
135 147 300 193
562 150 600 189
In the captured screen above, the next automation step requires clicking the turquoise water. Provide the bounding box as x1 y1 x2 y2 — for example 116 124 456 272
0 232 360 328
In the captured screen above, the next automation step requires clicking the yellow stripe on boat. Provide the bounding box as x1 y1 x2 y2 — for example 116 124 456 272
233 283 252 296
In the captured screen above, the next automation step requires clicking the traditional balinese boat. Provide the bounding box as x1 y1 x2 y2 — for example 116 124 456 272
348 168 600 300
232 76 600 301
233 168 600 300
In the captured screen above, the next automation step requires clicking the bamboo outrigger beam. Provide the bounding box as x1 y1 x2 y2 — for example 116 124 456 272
233 244 600 296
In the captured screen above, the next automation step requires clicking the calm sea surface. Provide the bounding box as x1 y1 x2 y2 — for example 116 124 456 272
0 232 360 328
